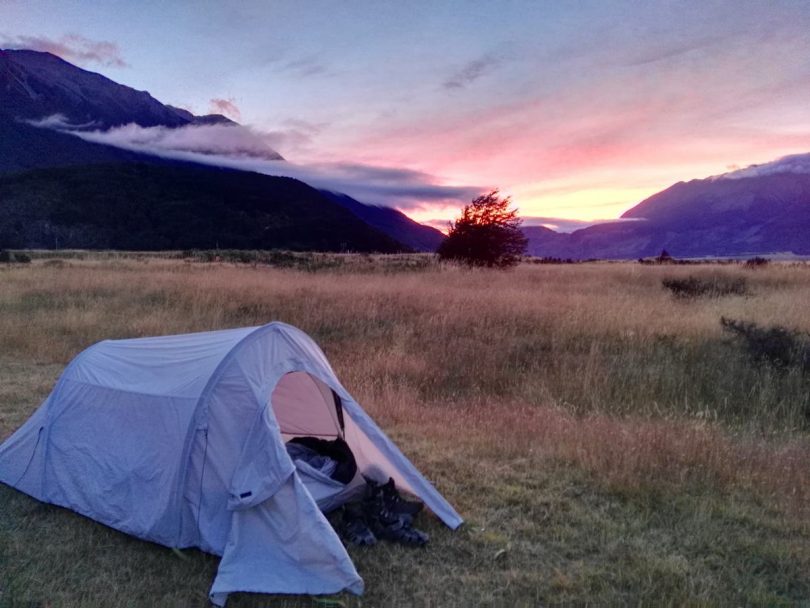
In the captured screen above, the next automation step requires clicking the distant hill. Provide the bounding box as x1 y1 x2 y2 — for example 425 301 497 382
525 160 810 259
321 191 444 252
521 226 570 257
0 162 406 252
0 48 446 252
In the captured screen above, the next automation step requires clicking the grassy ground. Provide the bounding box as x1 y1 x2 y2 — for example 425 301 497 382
1 255 809 606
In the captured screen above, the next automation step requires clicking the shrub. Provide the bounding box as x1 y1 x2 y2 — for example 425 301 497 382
721 317 810 372
531 257 578 264
437 190 528 268
0 250 31 264
656 249 674 263
744 256 770 268
662 276 748 299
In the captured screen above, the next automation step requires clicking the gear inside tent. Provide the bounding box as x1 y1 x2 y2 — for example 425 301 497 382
0 322 462 605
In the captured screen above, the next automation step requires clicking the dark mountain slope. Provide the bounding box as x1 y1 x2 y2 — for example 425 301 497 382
0 48 279 174
525 171 810 259
0 162 406 252
0 48 446 252
321 190 445 252
0 49 187 127
0 115 151 175
622 173 810 227
521 226 572 257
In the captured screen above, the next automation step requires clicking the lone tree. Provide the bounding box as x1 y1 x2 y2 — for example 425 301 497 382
437 190 528 268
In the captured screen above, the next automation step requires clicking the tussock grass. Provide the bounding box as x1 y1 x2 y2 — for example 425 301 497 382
1 255 809 606
662 275 748 298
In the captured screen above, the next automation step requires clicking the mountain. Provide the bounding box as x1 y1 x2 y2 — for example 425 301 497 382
525 160 810 259
0 48 442 252
0 48 282 175
521 225 570 256
165 105 237 126
321 191 444 252
0 162 405 252
0 115 152 175
2 48 187 128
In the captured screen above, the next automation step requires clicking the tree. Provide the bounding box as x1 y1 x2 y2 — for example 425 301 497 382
437 190 528 268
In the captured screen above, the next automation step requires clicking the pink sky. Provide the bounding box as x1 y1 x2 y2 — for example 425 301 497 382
3 1 810 226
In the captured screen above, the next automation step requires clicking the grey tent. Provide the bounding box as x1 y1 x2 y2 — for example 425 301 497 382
0 322 462 604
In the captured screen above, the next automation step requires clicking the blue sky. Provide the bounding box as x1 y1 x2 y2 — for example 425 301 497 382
3 1 810 226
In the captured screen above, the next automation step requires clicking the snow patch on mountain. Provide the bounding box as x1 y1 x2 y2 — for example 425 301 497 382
716 152 810 180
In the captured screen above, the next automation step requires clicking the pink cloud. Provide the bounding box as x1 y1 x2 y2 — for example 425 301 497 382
208 97 242 121
0 33 128 67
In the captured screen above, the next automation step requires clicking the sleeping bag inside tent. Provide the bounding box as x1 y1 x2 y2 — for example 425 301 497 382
0 322 462 605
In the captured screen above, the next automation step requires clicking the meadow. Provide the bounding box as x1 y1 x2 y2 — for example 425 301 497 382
1 253 809 607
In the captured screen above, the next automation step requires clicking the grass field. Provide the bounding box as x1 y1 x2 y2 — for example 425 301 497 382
1 254 809 607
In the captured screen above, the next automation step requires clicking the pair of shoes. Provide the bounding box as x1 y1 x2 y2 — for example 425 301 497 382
379 477 424 518
373 512 429 546
363 476 424 521
341 503 376 546
362 477 429 547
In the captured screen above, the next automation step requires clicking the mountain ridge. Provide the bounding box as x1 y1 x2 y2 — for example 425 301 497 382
0 161 407 252
321 190 444 252
525 167 810 259
0 48 444 251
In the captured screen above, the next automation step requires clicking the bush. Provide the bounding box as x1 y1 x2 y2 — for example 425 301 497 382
744 256 770 269
437 190 528 268
531 257 578 264
0 250 31 264
662 276 748 299
721 317 810 372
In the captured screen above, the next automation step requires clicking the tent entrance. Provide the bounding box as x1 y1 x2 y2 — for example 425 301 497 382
271 371 343 440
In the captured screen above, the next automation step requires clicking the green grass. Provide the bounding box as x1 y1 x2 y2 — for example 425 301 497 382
2 450 808 607
1 255 809 606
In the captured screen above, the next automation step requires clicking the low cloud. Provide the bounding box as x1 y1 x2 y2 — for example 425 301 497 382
208 98 242 121
719 152 810 180
34 118 283 160
25 114 99 130
259 119 328 154
27 116 479 209
309 164 480 209
522 217 637 233
0 33 128 68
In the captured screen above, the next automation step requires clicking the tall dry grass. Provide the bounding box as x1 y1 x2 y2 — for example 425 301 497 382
2 256 810 606
2 258 810 425
1 257 808 513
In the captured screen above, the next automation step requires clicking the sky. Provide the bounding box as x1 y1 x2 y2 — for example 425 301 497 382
2 0 810 229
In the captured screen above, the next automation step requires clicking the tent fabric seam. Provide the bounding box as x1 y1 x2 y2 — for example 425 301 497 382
45 377 201 401
175 323 278 541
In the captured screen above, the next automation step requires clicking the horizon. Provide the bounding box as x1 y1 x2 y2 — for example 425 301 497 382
2 1 810 227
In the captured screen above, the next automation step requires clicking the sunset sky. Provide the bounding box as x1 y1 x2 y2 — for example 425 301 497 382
3 1 810 229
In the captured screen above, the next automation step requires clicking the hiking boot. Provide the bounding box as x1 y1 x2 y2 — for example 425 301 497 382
362 481 429 547
380 477 423 517
375 517 429 546
363 476 424 517
341 503 376 546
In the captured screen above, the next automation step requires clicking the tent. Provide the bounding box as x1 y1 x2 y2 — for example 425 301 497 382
0 322 462 605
